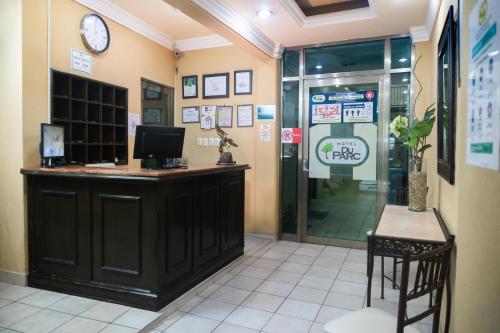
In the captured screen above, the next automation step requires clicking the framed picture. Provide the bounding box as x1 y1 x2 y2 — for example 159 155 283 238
143 108 162 125
234 70 252 95
182 106 200 124
144 88 161 100
182 75 198 99
217 105 233 128
203 73 229 99
200 105 216 129
237 104 253 127
437 6 456 184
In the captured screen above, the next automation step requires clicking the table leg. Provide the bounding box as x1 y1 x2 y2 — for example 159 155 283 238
444 265 452 333
381 255 385 299
367 236 374 307
393 257 397 289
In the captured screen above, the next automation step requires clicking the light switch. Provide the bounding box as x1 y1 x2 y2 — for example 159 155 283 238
202 138 209 146
197 137 203 146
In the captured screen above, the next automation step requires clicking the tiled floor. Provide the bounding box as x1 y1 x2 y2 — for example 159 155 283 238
0 235 434 333
149 236 434 333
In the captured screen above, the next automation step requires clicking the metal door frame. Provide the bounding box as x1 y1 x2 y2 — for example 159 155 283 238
297 74 390 249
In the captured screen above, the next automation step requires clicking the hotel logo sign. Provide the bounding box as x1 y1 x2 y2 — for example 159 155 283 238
316 137 369 166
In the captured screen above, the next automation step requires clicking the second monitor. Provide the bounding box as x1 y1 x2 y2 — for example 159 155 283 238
133 125 186 169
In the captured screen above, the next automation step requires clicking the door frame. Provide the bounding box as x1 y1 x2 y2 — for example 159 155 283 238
294 74 390 249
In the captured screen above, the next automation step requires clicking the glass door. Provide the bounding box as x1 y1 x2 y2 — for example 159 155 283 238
300 76 387 247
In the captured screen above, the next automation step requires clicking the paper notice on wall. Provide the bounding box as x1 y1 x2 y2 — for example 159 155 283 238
260 124 271 141
281 128 302 144
128 113 140 136
71 49 92 74
311 104 341 124
466 0 500 170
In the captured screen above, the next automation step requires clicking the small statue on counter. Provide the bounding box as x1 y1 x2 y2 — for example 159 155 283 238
216 125 238 165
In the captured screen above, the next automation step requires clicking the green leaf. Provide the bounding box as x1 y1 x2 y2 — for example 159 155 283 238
418 144 432 153
411 120 433 137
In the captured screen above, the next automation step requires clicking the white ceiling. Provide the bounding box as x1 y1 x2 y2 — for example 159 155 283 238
107 0 214 40
223 0 431 47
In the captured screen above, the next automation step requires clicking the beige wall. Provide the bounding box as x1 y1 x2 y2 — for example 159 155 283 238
50 0 176 168
0 0 176 276
416 0 500 331
174 46 280 236
0 0 25 275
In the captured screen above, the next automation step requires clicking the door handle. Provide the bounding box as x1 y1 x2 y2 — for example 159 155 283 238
303 160 310 173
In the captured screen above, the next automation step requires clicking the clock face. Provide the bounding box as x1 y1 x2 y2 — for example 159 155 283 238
80 14 110 54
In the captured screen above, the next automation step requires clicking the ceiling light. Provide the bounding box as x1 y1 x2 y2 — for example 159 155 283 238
257 9 272 18
403 90 408 94
402 78 409 82
315 65 323 69
488 50 499 57
398 57 408 63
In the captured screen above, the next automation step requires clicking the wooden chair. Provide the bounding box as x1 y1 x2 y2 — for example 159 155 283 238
325 238 454 333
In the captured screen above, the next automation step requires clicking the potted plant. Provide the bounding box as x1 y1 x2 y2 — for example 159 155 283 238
390 104 435 211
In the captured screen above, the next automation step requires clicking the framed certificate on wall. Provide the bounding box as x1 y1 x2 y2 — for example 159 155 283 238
182 106 200 123
237 104 253 127
217 106 233 128
182 75 198 99
203 73 229 99
234 70 252 95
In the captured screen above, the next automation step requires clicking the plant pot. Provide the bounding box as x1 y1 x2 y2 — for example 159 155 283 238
408 159 427 212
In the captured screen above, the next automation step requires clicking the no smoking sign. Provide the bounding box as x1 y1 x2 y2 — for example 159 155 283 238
281 128 302 144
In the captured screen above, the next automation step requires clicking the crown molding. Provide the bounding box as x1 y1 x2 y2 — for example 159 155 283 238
175 35 232 52
190 0 278 58
279 0 377 28
73 0 175 50
274 44 285 59
410 0 442 42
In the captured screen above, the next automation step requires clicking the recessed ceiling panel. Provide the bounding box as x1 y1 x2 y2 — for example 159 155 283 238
294 0 369 16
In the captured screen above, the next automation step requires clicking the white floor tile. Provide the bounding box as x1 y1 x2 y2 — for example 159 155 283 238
239 266 274 280
341 262 366 273
190 299 237 321
331 280 367 297
0 302 41 328
298 275 334 291
212 322 259 333
17 290 67 308
226 275 263 291
113 307 161 329
261 251 290 261
48 295 98 315
287 254 316 265
288 286 328 305
262 313 312 333
251 258 283 270
308 322 325 333
294 246 323 257
0 299 11 309
9 309 72 333
312 258 343 270
198 283 222 297
0 285 39 301
256 281 294 297
0 283 10 291
80 301 130 322
323 292 364 310
322 246 350 255
267 271 302 285
306 266 339 279
178 295 204 312
336 270 368 284
278 262 309 274
315 306 351 324
224 306 273 330
277 299 320 321
270 245 297 254
99 324 139 333
51 317 107 333
209 286 251 305
242 292 285 312
152 311 185 331
215 274 235 285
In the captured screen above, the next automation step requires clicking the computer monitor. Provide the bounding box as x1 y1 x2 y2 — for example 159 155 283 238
41 123 65 158
133 126 185 167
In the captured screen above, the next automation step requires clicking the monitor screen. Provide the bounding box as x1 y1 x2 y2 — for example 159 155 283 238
41 124 65 158
133 125 185 159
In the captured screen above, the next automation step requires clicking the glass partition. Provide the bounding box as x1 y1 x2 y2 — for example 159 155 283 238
304 40 385 75
283 50 300 77
391 37 412 69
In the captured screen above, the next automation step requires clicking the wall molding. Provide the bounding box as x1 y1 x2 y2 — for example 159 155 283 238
0 270 27 286
410 0 442 42
175 35 232 52
73 0 175 50
279 0 377 28
190 0 281 58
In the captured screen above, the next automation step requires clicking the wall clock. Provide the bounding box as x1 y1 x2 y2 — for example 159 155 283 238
80 14 110 54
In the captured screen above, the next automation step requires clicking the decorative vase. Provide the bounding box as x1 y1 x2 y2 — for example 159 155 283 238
408 159 427 212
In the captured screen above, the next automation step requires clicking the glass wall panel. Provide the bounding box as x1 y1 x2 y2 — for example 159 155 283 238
388 72 411 204
283 50 300 77
304 40 385 75
280 81 299 234
391 37 412 69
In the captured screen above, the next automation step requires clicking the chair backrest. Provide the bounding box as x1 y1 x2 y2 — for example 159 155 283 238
396 236 454 333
